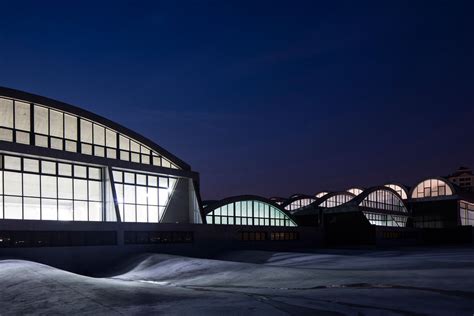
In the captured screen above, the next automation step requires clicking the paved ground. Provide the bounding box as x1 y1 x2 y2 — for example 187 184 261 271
1 247 473 315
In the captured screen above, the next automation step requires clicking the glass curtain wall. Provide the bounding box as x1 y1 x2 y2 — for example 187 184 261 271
318 193 353 208
0 97 178 169
285 198 316 211
206 200 297 227
363 212 408 227
112 169 177 223
0 154 103 221
360 189 408 227
384 184 408 199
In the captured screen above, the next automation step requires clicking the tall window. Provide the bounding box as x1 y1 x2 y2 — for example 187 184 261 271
0 154 103 221
460 201 474 226
0 99 31 144
112 169 177 223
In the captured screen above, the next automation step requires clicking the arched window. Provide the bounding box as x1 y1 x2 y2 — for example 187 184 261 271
411 179 453 198
347 188 363 196
206 200 297 227
284 198 316 211
359 189 408 227
384 184 408 199
315 191 328 198
0 97 179 169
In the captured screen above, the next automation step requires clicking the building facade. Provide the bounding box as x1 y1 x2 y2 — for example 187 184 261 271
0 87 202 231
446 167 474 192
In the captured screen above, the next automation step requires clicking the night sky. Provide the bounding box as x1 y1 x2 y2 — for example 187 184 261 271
1 1 473 200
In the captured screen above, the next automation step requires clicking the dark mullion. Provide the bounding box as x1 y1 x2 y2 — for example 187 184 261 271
134 172 137 222
77 118 82 154
29 103 34 146
55 161 59 221
12 100 16 143
46 109 51 149
1 156 4 219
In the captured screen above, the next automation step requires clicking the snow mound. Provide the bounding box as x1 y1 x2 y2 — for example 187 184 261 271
215 248 474 270
111 253 322 289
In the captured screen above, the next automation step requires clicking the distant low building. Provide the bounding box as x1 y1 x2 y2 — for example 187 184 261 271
447 167 474 192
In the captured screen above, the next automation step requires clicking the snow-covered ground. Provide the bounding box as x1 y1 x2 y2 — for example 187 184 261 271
1 248 473 315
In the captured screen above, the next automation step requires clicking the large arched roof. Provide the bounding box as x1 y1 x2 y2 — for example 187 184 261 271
0 86 190 170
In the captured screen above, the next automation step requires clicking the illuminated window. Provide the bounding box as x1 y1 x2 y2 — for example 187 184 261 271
360 189 408 227
315 191 328 198
0 96 179 169
384 184 408 199
318 193 354 208
112 169 177 223
411 179 453 198
206 200 296 227
0 154 103 221
347 188 363 196
284 198 316 211
460 201 474 226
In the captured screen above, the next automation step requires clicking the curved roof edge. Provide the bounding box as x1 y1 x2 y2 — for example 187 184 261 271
408 176 458 198
0 86 191 171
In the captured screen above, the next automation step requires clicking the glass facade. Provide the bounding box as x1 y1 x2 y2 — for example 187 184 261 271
206 200 297 227
0 154 104 221
347 188 363 196
460 200 474 226
363 212 408 227
411 179 453 198
284 198 316 211
112 169 177 223
384 184 408 199
0 97 178 169
0 153 182 223
359 189 408 227
318 193 353 208
360 190 407 213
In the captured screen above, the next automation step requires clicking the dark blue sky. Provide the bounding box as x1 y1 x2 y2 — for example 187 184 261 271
1 1 473 200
